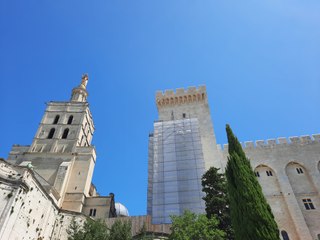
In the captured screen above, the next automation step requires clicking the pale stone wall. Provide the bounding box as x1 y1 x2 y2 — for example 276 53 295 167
156 86 221 170
0 159 88 240
220 134 320 240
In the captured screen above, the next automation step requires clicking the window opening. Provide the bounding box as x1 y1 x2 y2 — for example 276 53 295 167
93 209 96 217
67 115 73 124
48 128 55 139
62 128 69 139
53 115 60 124
182 113 186 118
266 170 273 176
281 230 290 240
255 171 260 177
89 209 93 216
303 199 315 210
296 167 304 174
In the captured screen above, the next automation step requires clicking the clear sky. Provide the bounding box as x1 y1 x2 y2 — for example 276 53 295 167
0 0 319 216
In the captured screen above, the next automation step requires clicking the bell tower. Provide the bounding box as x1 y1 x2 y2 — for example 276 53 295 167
7 74 97 212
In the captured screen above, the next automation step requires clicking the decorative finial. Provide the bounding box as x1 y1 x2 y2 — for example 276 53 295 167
80 73 89 88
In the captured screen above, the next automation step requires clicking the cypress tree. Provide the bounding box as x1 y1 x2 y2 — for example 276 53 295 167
225 124 280 240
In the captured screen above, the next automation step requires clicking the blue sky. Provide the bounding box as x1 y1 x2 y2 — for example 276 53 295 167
0 0 319 216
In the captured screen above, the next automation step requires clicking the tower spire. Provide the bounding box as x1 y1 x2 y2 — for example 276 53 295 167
71 74 89 102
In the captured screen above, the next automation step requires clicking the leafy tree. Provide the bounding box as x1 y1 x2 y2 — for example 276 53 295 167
108 219 132 240
168 210 225 240
202 167 234 239
225 124 280 240
67 218 108 240
67 217 83 240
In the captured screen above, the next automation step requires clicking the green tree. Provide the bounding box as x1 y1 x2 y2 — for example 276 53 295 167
202 167 234 239
225 124 280 240
67 218 109 240
169 210 225 240
108 219 132 240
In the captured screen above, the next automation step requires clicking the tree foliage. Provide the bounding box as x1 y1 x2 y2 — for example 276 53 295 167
168 210 225 240
202 167 234 239
225 124 280 240
67 217 131 240
109 219 132 240
67 218 108 240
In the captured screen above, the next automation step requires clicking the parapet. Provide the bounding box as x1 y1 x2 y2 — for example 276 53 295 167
156 86 207 108
220 134 320 151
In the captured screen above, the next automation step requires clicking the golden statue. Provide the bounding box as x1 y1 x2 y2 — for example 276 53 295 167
80 74 89 88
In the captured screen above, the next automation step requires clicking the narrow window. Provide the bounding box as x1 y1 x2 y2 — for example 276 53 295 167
182 113 186 118
296 168 304 174
89 209 93 216
93 209 96 217
255 172 260 177
62 128 69 139
53 115 60 124
67 115 73 124
281 230 290 240
303 199 315 210
48 128 55 139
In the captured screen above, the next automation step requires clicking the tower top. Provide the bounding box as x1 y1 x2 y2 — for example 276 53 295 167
71 74 89 102
155 86 207 108
80 73 89 89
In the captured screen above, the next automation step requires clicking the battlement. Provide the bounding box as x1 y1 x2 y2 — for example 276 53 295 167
220 134 320 151
156 86 207 108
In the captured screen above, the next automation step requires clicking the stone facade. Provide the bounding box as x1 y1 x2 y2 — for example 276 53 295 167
148 86 320 240
0 75 116 240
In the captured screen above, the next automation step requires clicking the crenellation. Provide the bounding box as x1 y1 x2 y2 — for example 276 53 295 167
312 134 320 142
221 134 320 150
289 136 300 144
256 140 266 148
245 141 254 148
300 135 312 144
156 86 207 108
277 137 288 145
267 139 276 146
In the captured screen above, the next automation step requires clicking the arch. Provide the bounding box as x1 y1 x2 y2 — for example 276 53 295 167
281 230 290 240
48 128 55 139
285 162 316 195
62 128 69 139
67 115 73 124
254 165 281 196
53 115 60 124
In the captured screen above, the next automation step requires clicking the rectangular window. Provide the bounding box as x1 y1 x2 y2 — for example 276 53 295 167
89 209 93 216
296 168 304 174
182 113 186 118
255 172 260 177
93 209 97 217
303 199 315 210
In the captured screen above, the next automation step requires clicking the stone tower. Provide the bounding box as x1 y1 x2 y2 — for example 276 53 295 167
7 74 97 212
147 86 221 224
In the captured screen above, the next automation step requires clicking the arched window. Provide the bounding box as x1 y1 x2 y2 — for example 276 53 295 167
53 115 60 124
281 230 290 240
48 128 55 139
67 115 73 124
62 128 69 139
